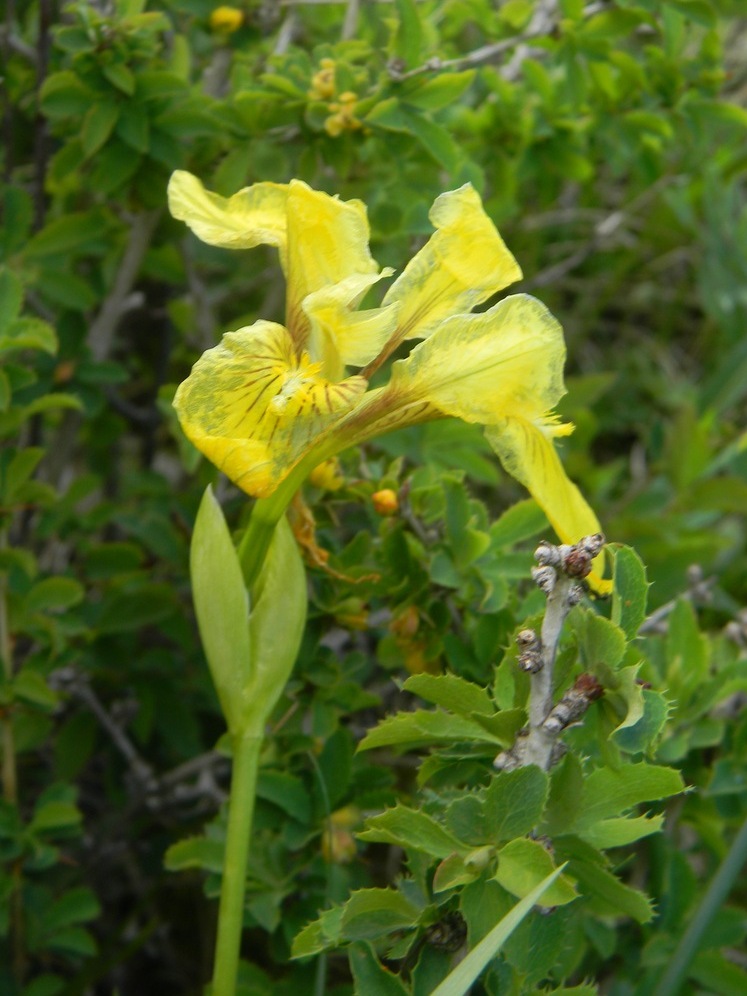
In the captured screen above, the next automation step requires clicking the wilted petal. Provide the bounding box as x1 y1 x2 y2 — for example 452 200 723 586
383 184 523 342
303 271 399 380
284 181 379 344
173 321 367 497
487 416 611 593
168 171 288 250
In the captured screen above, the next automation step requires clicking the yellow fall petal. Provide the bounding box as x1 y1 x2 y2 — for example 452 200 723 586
167 171 288 251
173 320 367 497
382 184 523 342
486 416 611 594
384 294 566 425
303 271 399 380
284 181 379 343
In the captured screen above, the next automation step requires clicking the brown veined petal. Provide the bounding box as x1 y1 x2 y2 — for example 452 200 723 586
486 415 611 594
284 180 380 346
167 170 288 252
173 320 367 497
382 183 523 343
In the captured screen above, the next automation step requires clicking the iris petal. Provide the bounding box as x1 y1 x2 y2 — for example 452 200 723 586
486 416 611 593
382 184 523 343
167 171 288 251
173 321 367 497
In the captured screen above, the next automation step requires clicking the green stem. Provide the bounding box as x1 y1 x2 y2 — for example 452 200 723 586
211 732 263 996
653 814 747 996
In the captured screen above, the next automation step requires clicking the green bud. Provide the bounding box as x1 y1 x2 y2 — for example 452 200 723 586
190 486 306 736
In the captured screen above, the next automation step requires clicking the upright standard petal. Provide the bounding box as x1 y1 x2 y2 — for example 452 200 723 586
284 181 379 345
303 271 399 381
168 171 288 250
382 184 523 343
173 321 367 497
486 416 611 593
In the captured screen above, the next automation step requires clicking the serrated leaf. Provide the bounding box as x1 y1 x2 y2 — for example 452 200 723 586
578 813 663 849
403 673 494 716
567 856 653 923
614 689 670 754
350 942 411 995
291 906 345 959
446 767 549 845
611 546 648 639
340 888 422 941
358 708 517 751
572 608 626 671
575 763 684 829
357 805 464 859
495 839 577 906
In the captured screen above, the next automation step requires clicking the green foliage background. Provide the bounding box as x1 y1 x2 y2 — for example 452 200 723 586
1 0 747 993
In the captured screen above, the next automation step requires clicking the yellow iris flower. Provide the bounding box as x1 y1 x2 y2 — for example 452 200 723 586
168 171 610 591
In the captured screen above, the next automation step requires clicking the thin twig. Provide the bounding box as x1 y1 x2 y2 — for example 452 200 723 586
88 211 161 362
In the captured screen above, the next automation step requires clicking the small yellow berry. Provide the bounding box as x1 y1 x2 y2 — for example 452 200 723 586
372 488 399 516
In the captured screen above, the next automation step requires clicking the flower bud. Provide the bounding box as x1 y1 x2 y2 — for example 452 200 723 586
372 488 399 516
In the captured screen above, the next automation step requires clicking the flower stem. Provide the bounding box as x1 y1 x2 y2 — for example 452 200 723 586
211 732 263 996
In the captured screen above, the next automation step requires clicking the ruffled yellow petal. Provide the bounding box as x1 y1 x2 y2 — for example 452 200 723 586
284 181 379 344
487 416 611 594
173 321 367 497
382 184 523 342
303 271 399 381
167 170 288 250
384 294 566 425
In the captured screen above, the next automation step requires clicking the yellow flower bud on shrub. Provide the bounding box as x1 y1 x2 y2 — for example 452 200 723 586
309 60 336 101
209 5 244 33
308 458 345 491
372 488 398 516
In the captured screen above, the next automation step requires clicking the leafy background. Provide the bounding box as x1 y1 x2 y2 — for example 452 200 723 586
1 0 747 994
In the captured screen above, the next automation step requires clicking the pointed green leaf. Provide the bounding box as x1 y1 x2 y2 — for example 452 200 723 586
404 673 494 716
611 545 648 639
430 866 566 996
357 805 464 859
291 906 345 959
340 888 422 941
358 708 520 751
575 763 684 829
